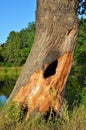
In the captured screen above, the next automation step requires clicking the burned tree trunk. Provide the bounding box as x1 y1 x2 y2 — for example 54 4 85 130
9 0 79 119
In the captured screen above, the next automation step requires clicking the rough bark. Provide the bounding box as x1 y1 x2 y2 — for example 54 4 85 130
9 0 79 119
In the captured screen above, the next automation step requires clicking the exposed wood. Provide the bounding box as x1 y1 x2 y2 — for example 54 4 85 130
8 0 79 120
14 52 73 120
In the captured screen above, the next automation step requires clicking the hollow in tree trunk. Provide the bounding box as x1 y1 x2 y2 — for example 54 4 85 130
9 0 79 120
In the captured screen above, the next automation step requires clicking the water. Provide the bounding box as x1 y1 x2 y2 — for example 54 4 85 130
0 78 17 105
0 79 17 106
0 67 20 105
0 95 7 105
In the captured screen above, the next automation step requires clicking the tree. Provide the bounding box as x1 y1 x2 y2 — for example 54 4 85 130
0 22 35 66
78 0 86 16
8 0 80 120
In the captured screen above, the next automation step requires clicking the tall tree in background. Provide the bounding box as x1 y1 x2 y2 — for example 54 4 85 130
0 22 35 66
9 0 82 119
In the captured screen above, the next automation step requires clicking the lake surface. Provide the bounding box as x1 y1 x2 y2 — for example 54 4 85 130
0 67 21 105
0 77 17 105
0 95 7 105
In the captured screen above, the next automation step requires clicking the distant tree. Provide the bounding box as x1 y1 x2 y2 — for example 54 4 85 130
2 31 21 66
78 0 86 16
0 22 35 66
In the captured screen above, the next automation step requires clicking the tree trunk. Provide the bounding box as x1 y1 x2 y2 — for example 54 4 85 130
9 0 79 120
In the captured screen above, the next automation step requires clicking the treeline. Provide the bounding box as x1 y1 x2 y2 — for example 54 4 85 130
0 22 35 66
0 19 86 67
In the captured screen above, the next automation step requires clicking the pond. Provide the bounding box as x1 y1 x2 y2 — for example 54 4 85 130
0 67 21 105
0 78 17 105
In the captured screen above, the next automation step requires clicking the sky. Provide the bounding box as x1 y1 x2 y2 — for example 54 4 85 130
0 0 36 44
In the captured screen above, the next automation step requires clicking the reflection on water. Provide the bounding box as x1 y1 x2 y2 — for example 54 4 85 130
0 95 7 105
0 67 21 106
0 78 16 98
0 67 21 99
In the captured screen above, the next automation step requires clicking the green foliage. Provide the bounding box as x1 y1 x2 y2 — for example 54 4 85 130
65 18 86 108
80 87 86 105
0 22 35 66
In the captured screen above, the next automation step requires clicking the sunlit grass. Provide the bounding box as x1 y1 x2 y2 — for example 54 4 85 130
0 101 86 130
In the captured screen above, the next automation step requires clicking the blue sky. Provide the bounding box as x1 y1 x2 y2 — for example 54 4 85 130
0 0 36 44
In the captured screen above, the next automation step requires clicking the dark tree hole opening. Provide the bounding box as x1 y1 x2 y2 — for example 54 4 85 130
43 60 58 78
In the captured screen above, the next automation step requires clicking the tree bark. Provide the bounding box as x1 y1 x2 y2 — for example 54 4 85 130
9 0 79 120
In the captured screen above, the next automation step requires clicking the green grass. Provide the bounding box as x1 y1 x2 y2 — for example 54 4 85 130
0 101 86 130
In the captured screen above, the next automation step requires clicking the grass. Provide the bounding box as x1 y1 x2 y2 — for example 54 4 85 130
61 104 86 130
0 101 86 130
